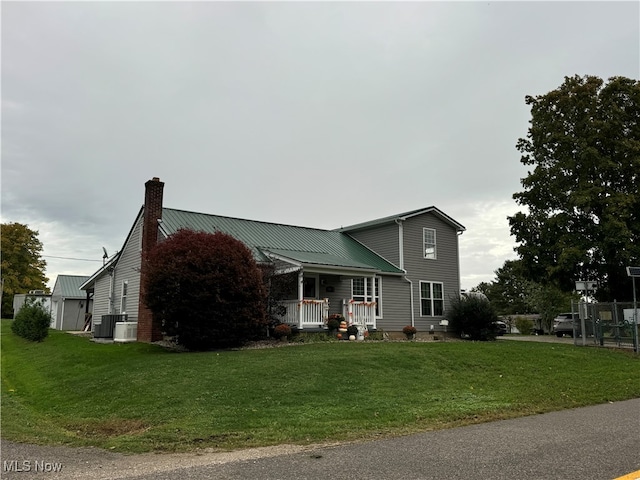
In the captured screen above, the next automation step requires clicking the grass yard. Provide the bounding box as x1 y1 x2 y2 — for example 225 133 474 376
2 320 639 453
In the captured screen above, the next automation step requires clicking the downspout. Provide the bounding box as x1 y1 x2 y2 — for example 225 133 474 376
405 277 415 328
456 230 463 294
108 266 115 315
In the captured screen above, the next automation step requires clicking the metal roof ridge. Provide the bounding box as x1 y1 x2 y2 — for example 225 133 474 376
261 246 331 254
162 207 338 233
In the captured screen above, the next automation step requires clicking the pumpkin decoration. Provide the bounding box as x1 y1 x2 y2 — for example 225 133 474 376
338 320 348 333
349 335 356 341
336 333 343 340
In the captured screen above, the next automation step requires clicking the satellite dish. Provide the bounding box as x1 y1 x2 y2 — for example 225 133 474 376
102 247 109 259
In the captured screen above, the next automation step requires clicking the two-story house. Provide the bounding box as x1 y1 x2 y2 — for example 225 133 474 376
81 178 465 342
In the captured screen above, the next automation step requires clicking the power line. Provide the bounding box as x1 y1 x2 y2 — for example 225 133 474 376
43 255 102 262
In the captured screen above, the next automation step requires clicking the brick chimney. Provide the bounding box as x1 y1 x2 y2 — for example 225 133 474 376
137 177 164 342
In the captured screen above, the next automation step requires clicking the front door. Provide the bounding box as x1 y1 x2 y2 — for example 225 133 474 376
303 275 318 299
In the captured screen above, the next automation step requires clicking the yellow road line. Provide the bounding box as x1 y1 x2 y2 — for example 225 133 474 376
613 470 640 480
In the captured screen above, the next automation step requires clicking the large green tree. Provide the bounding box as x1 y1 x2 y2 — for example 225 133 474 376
475 260 532 316
509 75 640 301
1 223 49 317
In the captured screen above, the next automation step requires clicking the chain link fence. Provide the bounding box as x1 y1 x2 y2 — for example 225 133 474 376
571 300 639 352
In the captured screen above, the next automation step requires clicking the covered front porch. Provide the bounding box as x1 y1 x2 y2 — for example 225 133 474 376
277 297 377 330
264 250 381 331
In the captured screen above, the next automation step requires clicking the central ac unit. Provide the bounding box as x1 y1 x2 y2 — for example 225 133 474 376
113 322 137 342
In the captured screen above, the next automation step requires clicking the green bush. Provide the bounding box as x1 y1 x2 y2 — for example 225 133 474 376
366 329 384 341
514 316 534 335
346 325 359 336
446 295 499 341
289 332 335 343
11 299 51 342
325 314 343 332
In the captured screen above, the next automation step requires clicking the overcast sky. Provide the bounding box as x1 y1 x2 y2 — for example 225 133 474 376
2 1 638 291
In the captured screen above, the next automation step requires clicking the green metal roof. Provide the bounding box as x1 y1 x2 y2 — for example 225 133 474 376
54 275 90 298
337 206 466 233
159 208 404 274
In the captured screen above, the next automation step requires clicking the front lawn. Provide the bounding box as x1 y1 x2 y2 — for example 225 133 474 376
2 320 639 453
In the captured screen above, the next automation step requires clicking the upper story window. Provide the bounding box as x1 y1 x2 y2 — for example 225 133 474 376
423 228 437 259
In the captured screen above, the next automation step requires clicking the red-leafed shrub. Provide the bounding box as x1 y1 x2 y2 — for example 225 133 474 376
272 323 291 339
144 229 268 350
402 325 417 340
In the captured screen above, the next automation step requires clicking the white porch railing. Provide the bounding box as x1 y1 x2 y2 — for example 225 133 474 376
275 298 376 330
344 300 377 330
277 299 330 329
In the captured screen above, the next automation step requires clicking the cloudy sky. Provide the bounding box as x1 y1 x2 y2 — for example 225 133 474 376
2 1 638 290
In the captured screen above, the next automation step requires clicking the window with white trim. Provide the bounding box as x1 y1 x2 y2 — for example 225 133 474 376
120 280 128 315
423 228 437 259
351 277 382 317
420 281 443 316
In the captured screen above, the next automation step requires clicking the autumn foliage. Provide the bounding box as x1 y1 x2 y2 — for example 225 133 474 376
143 229 268 350
1 222 49 318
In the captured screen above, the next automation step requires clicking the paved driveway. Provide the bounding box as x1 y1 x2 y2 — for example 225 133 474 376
498 334 576 344
2 399 640 480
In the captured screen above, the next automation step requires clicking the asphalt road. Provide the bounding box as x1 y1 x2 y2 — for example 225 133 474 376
2 398 639 480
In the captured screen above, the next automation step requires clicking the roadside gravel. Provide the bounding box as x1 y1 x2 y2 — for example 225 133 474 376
0 438 337 480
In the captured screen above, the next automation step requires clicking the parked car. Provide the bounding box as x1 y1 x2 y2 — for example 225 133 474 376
494 320 508 336
552 313 579 337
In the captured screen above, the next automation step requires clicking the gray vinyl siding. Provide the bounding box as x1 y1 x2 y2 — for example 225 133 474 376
344 224 417 330
318 274 411 332
402 213 460 330
339 217 460 331
57 299 90 330
374 275 411 331
110 216 143 322
346 222 400 268
318 274 349 317
50 277 92 330
91 274 112 326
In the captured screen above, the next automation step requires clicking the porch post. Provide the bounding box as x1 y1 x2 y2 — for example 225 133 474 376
370 275 376 329
298 270 304 329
